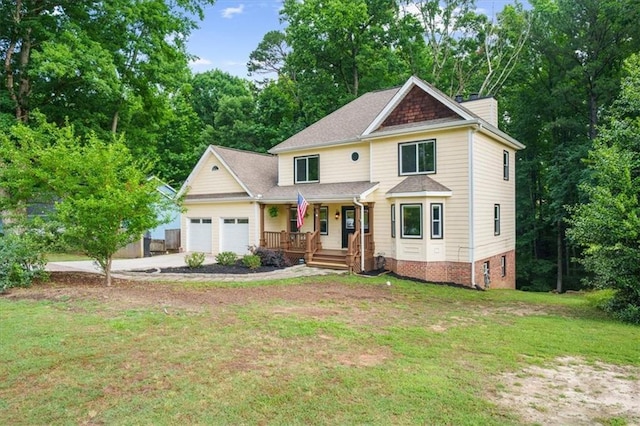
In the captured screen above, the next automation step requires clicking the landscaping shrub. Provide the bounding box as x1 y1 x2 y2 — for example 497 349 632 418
216 251 237 266
184 252 205 268
0 231 48 293
249 246 290 267
242 254 261 270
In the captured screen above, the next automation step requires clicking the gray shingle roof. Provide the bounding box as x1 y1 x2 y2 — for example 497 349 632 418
387 175 451 194
269 87 400 153
262 181 380 203
210 145 278 196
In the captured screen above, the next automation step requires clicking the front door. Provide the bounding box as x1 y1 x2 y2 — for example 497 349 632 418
341 206 355 248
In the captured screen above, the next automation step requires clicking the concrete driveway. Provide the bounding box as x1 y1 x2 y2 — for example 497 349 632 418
46 253 216 273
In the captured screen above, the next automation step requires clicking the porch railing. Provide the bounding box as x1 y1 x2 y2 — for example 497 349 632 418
346 230 362 273
263 231 281 249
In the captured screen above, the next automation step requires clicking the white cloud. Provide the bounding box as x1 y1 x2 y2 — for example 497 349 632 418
189 58 213 67
221 4 244 19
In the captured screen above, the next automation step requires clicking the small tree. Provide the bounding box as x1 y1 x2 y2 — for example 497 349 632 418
0 118 174 286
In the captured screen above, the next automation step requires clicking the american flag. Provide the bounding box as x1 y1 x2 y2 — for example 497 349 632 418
296 192 309 230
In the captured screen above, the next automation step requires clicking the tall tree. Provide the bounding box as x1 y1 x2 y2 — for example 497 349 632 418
503 0 640 291
280 0 419 123
567 54 640 322
401 0 531 96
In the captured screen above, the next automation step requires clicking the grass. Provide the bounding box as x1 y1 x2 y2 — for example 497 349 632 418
1 275 639 425
45 252 91 262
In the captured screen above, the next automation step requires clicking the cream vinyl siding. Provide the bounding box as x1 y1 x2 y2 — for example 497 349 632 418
461 98 498 127
277 143 370 186
188 154 245 195
181 202 258 255
472 132 516 260
369 128 470 262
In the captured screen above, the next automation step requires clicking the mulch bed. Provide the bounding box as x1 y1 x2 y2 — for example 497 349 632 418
147 261 285 274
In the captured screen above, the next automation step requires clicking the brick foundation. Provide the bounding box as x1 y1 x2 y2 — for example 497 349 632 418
474 250 516 289
388 249 516 289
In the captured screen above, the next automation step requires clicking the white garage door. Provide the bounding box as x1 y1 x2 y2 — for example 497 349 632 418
221 218 249 255
188 218 212 253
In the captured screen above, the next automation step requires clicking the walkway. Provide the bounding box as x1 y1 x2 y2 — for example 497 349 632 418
46 253 346 282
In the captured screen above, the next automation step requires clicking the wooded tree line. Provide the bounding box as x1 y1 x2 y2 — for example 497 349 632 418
1 0 639 305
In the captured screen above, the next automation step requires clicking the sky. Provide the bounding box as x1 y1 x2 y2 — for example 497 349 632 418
186 0 528 79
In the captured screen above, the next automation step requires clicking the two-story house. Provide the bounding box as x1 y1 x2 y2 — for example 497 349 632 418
178 76 525 289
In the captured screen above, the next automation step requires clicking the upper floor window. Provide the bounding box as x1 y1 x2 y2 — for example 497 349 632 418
494 204 501 235
399 140 436 175
295 155 319 183
503 150 509 180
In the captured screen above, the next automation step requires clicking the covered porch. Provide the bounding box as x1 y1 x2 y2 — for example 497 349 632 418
256 182 379 273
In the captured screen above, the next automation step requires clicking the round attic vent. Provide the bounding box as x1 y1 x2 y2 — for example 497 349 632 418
351 152 359 162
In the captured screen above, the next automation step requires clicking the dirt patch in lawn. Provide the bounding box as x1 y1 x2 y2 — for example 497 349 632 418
494 356 640 425
3 272 393 314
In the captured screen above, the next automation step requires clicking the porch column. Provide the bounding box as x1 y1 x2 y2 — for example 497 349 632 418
259 204 266 247
367 202 375 254
355 203 361 233
313 203 322 250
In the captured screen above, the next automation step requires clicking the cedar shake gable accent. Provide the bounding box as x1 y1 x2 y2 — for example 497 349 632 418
379 86 459 129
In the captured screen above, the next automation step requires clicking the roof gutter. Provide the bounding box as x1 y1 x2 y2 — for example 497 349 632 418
365 120 478 140
269 137 362 154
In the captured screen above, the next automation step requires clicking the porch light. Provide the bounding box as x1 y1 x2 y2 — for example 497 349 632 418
335 210 340 220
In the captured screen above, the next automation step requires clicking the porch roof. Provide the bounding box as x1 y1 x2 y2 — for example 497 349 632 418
260 181 380 203
386 175 452 197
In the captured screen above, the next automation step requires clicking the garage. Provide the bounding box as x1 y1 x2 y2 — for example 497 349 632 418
221 218 249 255
188 218 212 252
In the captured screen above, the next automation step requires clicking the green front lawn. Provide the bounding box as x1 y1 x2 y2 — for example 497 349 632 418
1 275 638 425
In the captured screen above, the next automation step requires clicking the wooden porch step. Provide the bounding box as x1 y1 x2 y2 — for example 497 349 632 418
306 261 349 271
307 249 348 271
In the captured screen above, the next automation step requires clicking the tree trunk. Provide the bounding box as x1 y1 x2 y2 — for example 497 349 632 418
111 110 119 134
16 26 32 122
105 256 113 287
556 221 563 293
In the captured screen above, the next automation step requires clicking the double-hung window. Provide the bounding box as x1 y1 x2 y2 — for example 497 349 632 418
503 150 509 180
430 203 443 239
294 155 319 183
391 204 396 238
399 140 436 175
494 204 501 236
401 204 422 238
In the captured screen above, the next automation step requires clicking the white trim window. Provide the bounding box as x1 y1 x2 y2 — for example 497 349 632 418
294 155 319 183
430 203 443 239
399 140 436 175
391 204 396 238
319 206 328 235
501 255 507 277
503 150 509 181
401 204 422 238
494 204 501 236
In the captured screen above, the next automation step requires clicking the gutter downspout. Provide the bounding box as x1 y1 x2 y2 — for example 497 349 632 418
353 197 365 272
468 127 477 287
